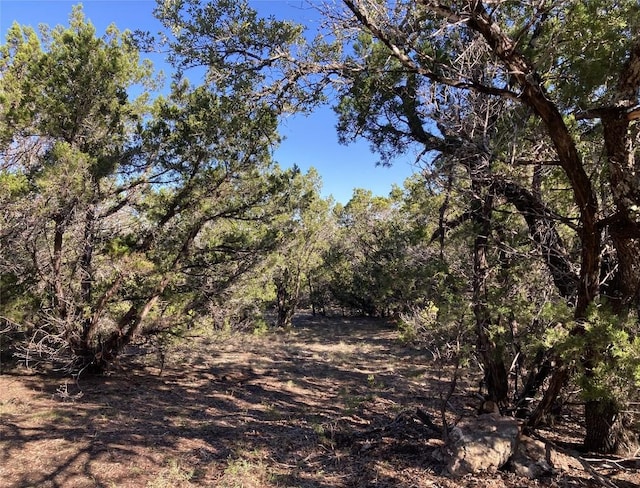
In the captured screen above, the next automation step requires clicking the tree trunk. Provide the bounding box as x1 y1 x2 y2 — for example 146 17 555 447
578 62 640 450
601 110 640 313
471 172 508 407
493 180 577 299
52 215 68 320
80 205 96 305
82 286 165 372
584 399 623 454
515 349 552 418
527 365 568 428
275 268 294 328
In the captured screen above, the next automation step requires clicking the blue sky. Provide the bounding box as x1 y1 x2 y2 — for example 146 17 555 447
0 0 419 203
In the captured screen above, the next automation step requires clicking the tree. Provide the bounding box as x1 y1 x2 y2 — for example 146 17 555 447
326 190 399 316
268 168 333 328
323 186 439 317
0 7 154 370
326 0 640 453
0 8 299 372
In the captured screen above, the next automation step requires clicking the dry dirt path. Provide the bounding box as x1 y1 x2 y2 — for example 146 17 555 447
0 315 635 487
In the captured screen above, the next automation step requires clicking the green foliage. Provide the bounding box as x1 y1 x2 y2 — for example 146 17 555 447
544 1 640 108
397 302 439 344
549 303 640 403
0 275 39 325
0 172 28 197
1 6 151 152
251 319 270 336
0 6 304 371
335 40 431 166
233 167 336 327
154 0 315 111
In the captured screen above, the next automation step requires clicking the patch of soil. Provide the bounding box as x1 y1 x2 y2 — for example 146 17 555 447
1 314 638 487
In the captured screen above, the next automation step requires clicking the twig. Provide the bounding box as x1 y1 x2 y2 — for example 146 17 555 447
580 455 640 470
575 457 620 488
531 432 622 488
415 407 442 434
435 314 468 443
53 379 84 402
440 351 460 444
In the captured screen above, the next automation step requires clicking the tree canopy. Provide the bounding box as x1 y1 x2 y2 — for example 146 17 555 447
0 7 309 372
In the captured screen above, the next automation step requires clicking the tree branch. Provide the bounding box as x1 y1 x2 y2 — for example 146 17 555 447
342 0 519 100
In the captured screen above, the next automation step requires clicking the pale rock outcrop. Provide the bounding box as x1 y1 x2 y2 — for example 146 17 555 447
510 435 553 479
446 413 520 477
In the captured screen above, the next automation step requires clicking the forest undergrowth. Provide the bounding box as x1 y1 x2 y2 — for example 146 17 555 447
1 314 638 488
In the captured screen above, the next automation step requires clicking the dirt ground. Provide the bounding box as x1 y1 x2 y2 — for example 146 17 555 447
1 314 639 487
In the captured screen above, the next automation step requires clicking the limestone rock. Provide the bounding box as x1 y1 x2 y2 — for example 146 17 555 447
446 414 520 477
510 435 553 479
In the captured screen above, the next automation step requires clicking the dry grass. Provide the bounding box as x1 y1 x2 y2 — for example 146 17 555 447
1 314 638 487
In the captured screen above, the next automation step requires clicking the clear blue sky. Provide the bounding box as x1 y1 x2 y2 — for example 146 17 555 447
0 0 418 203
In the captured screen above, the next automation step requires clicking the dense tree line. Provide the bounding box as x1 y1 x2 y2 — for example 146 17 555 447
2 1 640 455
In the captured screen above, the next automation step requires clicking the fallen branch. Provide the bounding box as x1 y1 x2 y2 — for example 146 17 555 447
575 456 619 488
580 455 640 470
531 433 623 488
331 408 441 448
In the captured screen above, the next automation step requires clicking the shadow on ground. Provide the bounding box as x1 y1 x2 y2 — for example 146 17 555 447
2 315 633 488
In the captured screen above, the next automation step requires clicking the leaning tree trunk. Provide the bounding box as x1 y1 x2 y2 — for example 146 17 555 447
72 276 168 373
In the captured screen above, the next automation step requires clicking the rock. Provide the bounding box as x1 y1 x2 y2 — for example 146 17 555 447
479 399 500 414
446 414 520 477
510 435 553 479
549 447 583 472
